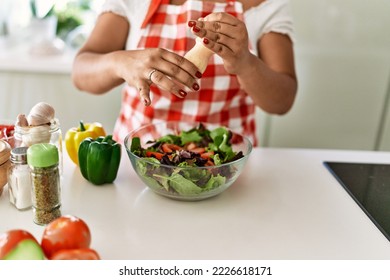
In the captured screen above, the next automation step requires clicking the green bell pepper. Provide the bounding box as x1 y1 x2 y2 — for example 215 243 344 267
78 135 121 185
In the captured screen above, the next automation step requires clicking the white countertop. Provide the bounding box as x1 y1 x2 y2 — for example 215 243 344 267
1 147 390 260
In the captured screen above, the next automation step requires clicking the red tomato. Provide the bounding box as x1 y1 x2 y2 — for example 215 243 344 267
0 229 44 260
51 248 100 260
41 215 91 259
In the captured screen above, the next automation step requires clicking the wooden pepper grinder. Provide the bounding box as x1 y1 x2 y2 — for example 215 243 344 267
184 37 214 74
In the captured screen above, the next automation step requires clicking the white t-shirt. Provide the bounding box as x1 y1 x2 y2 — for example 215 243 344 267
99 0 295 55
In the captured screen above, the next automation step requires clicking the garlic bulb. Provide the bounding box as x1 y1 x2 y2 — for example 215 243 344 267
27 102 55 126
15 114 28 127
14 102 56 146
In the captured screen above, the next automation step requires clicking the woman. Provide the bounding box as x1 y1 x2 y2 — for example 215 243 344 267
72 0 297 145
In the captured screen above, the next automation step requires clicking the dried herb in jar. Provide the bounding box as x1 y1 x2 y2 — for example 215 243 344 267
27 143 61 225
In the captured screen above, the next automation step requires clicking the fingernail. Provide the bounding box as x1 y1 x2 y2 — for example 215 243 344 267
179 90 187 97
195 71 202 78
188 21 196 27
192 83 200 91
203 38 209 45
192 26 200 33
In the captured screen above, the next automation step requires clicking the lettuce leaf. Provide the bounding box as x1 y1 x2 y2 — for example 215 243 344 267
130 137 142 157
154 173 203 195
180 130 202 145
203 174 226 191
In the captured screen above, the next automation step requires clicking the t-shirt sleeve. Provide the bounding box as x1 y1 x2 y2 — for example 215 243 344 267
99 0 129 20
98 0 150 50
245 0 295 54
261 0 295 42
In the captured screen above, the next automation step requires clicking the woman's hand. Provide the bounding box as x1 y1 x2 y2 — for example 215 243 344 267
73 12 202 106
188 12 254 75
187 12 297 115
113 48 202 106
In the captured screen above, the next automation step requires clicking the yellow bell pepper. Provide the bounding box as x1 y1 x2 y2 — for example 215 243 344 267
65 121 106 165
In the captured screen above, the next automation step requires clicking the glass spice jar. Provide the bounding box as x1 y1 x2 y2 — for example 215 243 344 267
27 143 61 225
14 118 63 174
7 147 32 210
0 139 11 196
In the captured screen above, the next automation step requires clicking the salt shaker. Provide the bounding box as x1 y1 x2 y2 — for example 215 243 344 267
27 143 61 225
7 147 32 210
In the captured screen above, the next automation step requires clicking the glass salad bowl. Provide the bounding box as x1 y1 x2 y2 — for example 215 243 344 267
124 121 253 201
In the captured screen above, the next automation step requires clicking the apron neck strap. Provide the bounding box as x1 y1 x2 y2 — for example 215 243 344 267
141 0 166 29
141 0 237 29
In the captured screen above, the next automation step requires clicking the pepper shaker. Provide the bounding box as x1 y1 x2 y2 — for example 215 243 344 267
7 147 32 210
27 143 61 225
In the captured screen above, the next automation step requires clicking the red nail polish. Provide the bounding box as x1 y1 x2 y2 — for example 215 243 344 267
203 38 209 45
192 83 200 91
188 21 196 27
179 90 187 97
195 71 202 78
192 26 200 33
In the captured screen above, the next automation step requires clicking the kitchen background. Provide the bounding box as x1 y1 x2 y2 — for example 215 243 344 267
1 0 390 150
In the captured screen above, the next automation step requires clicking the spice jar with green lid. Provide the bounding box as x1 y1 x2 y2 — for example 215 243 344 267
27 143 61 225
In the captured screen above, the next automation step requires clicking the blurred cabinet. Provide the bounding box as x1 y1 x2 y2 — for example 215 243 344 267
263 47 390 150
0 70 121 134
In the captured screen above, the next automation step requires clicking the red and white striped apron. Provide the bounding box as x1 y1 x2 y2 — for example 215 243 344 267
113 0 257 145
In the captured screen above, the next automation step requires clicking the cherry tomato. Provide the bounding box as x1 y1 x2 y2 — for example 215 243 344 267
51 248 100 260
41 215 91 259
0 229 44 260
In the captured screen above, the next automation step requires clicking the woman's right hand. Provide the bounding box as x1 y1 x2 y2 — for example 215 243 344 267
73 12 201 106
113 48 202 106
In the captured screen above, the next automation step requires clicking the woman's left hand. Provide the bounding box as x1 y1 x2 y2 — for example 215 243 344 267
189 12 254 75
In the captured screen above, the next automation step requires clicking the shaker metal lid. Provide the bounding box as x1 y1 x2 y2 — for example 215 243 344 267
0 139 11 165
10 146 28 163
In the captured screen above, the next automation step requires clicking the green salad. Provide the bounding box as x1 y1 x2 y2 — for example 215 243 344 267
130 123 244 195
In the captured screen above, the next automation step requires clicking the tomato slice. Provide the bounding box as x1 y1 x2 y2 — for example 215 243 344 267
200 151 214 159
0 230 44 260
189 147 206 154
161 143 173 153
145 151 164 160
50 248 100 260
161 143 181 153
